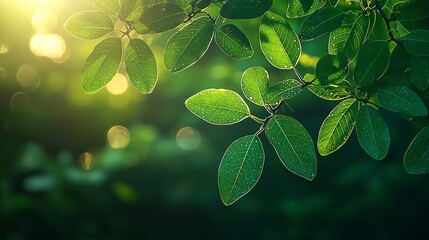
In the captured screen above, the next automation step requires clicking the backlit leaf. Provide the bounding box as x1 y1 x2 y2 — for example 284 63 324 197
241 66 269 106
266 115 317 180
329 12 370 64
378 85 428 116
356 105 390 160
220 0 273 19
299 7 344 41
140 2 186 33
265 79 302 104
218 135 264 206
317 99 359 156
215 24 253 59
125 39 157 94
260 11 301 69
185 89 250 125
287 0 327 18
164 17 214 73
89 0 120 16
404 125 429 174
64 11 114 40
354 41 390 87
82 37 122 94
306 74 352 101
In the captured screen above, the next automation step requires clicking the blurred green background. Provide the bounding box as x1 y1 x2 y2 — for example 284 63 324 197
1 0 429 239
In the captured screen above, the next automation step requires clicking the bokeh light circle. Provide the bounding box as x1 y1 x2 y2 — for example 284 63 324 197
108 125 130 149
176 127 201 150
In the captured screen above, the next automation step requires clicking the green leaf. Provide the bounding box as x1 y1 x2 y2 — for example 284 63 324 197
402 30 429 57
409 57 429 91
64 11 114 40
317 99 359 156
195 0 213 9
164 17 214 73
287 0 327 18
82 37 122 94
378 85 428 116
404 125 429 174
140 3 186 33
220 0 273 19
125 39 157 94
89 0 120 16
215 24 253 59
306 74 352 101
368 11 390 41
329 12 370 64
354 41 391 87
185 89 250 125
315 54 349 85
299 7 344 41
240 66 269 106
356 105 390 160
119 0 136 19
218 135 264 206
265 79 302 104
260 11 301 69
265 115 317 180
397 0 429 22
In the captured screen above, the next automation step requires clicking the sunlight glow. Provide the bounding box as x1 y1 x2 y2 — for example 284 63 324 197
176 127 201 150
32 8 57 32
299 53 319 69
79 152 94 171
108 125 130 149
30 33 67 61
16 64 40 91
107 73 129 95
0 43 8 55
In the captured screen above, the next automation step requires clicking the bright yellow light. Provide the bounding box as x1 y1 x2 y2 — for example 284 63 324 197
30 33 66 60
108 125 130 149
299 53 319 69
16 64 40 91
32 8 57 32
107 73 128 95
0 43 8 55
79 152 94 171
176 127 201 150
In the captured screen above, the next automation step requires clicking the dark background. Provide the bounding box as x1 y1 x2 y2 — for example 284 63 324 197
1 1 428 239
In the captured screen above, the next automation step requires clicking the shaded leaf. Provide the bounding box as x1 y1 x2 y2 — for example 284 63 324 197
220 0 273 19
266 115 317 180
397 0 429 22
378 85 428 116
402 29 429 57
215 24 253 59
299 7 344 41
329 12 370 64
125 39 157 94
287 0 327 18
82 37 122 93
89 0 120 16
409 57 429 90
64 11 114 40
140 3 186 33
218 135 264 206
119 0 136 19
185 89 250 125
164 17 214 73
241 66 269 106
318 99 359 156
260 11 301 69
354 41 391 87
356 105 390 160
265 79 302 104
404 125 429 174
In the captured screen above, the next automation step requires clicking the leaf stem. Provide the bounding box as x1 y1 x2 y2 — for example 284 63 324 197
249 114 265 124
374 0 403 46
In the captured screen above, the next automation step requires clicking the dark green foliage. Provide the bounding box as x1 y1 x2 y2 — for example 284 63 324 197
65 0 429 205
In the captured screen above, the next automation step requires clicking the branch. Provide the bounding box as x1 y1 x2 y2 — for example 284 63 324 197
374 0 403 46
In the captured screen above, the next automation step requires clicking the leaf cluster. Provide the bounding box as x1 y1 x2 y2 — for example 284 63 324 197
65 0 429 205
